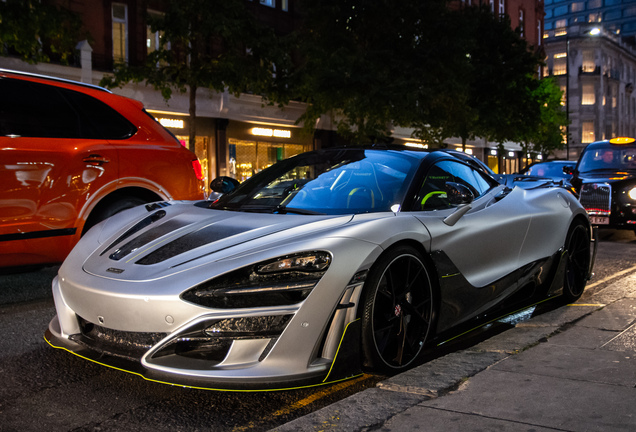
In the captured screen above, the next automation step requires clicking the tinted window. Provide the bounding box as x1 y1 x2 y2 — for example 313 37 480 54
414 160 493 211
0 77 135 139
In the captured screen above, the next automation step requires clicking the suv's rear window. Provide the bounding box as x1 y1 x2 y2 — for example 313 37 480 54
0 77 136 139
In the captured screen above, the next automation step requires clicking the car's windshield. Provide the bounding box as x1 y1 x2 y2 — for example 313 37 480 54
578 146 636 172
211 149 421 215
524 162 570 178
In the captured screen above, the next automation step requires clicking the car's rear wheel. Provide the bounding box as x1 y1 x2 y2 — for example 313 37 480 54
360 245 435 373
562 221 590 303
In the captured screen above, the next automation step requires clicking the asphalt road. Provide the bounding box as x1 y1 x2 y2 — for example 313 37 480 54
0 229 634 431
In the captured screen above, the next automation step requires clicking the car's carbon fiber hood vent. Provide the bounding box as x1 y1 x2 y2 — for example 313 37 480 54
82 203 351 281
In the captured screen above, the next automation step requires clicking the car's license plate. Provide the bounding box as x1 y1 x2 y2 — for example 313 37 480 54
589 216 609 225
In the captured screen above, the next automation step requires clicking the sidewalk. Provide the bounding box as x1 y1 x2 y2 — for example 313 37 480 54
273 274 636 431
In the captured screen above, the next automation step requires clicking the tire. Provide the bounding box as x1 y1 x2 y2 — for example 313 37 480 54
82 196 147 235
562 221 590 303
360 245 435 373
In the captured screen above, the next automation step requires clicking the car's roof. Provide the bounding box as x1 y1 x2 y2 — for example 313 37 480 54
0 68 110 93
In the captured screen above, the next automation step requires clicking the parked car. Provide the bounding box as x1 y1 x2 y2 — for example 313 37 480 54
443 149 569 190
0 69 205 270
45 147 594 390
519 160 574 181
570 137 636 232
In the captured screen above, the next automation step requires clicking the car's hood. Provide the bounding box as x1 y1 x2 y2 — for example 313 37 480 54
578 170 636 183
82 202 353 281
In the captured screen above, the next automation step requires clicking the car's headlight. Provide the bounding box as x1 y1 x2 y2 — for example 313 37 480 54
181 251 332 308
628 187 636 200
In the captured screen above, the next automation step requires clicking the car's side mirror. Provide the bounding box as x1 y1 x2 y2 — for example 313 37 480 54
210 176 240 194
445 182 474 205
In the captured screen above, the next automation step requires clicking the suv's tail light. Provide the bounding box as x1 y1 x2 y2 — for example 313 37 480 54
191 159 204 180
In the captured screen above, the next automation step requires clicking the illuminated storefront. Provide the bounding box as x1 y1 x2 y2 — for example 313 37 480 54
226 123 312 182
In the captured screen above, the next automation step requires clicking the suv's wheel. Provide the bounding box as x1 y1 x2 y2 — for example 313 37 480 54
82 196 146 235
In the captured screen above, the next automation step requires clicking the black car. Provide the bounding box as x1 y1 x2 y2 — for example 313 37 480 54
570 137 636 232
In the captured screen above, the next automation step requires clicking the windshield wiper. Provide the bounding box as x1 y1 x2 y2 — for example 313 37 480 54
274 205 325 215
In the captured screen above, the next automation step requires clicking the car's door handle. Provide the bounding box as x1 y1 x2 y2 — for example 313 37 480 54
83 154 110 165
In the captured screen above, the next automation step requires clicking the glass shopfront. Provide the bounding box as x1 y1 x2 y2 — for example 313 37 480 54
226 123 313 182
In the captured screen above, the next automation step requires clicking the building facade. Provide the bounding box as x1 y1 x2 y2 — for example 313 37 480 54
544 0 636 43
544 23 636 160
2 0 546 180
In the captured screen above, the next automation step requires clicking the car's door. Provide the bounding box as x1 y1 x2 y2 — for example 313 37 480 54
412 159 533 331
0 77 119 264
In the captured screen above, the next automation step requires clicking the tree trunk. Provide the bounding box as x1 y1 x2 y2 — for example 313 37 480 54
188 83 197 153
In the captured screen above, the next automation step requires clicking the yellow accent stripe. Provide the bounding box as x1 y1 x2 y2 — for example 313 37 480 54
44 335 362 393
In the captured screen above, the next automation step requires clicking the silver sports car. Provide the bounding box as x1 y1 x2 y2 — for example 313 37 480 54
45 147 595 390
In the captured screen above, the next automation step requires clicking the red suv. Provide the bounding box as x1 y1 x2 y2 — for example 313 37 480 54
0 69 205 270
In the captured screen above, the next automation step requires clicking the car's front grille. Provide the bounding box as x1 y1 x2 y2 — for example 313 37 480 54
579 183 611 215
70 316 168 362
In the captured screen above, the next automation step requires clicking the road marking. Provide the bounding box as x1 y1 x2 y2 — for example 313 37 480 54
586 264 636 290
272 374 370 418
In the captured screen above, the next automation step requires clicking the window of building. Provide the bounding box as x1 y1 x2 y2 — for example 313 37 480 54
582 84 595 105
281 0 288 11
554 5 568 16
519 9 525 37
553 53 567 75
229 139 309 182
498 0 505 16
588 12 602 23
582 121 595 143
604 10 622 21
260 0 275 7
625 7 636 17
146 11 164 54
588 0 602 8
582 50 596 72
571 2 584 12
112 3 128 63
555 19 567 35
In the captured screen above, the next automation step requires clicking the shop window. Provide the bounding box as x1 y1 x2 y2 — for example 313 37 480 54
229 139 310 182
112 3 128 63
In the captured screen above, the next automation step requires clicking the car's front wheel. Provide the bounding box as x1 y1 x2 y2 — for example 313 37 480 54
360 245 435 373
562 221 591 303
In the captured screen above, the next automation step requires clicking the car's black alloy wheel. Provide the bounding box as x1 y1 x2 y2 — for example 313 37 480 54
562 221 590 303
361 245 434 373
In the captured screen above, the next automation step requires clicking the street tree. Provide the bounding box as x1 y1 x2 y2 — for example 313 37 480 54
419 6 543 151
100 0 289 152
292 0 452 145
0 0 83 65
525 77 568 160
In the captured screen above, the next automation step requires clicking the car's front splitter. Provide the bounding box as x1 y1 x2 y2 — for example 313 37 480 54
44 317 363 392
